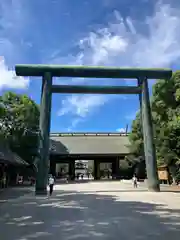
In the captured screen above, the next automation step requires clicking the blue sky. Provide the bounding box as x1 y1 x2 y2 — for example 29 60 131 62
0 0 180 133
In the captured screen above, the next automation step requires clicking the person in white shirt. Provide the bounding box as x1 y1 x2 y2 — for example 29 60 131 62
132 175 138 188
49 176 55 195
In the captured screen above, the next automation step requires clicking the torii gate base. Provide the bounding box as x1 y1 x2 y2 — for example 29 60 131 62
15 65 172 195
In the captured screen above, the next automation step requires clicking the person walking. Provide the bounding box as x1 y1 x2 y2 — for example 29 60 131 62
132 175 138 188
3 173 7 188
49 175 55 196
66 174 69 183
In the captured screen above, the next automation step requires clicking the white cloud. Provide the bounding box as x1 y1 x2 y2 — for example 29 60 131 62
65 118 83 132
57 2 180 129
0 1 29 64
0 57 29 90
79 30 128 65
58 93 127 124
0 1 31 90
58 95 108 118
78 4 180 68
116 128 126 133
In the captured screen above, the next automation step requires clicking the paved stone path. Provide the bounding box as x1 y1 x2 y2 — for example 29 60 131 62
0 182 180 240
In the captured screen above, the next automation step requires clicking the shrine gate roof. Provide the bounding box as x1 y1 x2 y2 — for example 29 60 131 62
50 132 130 155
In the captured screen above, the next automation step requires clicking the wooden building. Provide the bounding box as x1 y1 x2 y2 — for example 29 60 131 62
49 132 130 180
0 141 28 188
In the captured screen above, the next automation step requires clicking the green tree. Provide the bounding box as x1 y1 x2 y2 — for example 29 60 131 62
151 72 180 182
128 112 143 157
0 91 40 164
129 72 180 183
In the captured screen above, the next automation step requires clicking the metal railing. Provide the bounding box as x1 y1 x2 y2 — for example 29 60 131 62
50 132 130 137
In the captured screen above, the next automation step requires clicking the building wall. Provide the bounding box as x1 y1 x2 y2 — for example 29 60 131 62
56 163 68 173
55 158 122 174
100 162 112 170
85 160 120 171
86 160 94 169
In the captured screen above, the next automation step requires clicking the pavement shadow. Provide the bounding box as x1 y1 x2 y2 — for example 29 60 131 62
0 187 33 201
0 188 180 240
57 180 94 185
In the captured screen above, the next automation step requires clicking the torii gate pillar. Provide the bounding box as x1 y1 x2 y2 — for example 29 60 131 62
35 72 52 195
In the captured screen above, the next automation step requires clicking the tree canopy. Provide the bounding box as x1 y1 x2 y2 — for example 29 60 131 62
0 91 40 164
129 71 180 182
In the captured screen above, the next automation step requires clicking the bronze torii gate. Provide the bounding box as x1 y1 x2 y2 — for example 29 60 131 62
15 65 172 195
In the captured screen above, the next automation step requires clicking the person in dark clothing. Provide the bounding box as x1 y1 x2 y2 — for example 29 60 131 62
49 176 55 196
